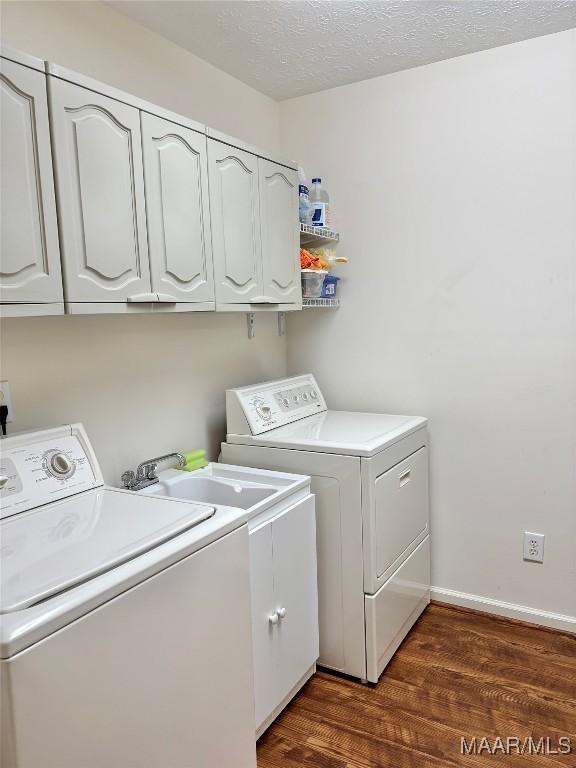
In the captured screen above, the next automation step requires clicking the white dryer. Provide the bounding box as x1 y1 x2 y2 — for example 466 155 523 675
222 374 430 683
0 424 257 768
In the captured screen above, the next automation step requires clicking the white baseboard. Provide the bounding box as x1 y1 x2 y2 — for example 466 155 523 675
431 586 576 634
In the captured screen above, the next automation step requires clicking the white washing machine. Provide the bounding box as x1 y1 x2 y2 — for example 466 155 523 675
0 424 257 768
221 374 430 683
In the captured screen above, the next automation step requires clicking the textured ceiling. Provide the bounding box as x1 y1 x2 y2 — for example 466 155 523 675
109 1 576 100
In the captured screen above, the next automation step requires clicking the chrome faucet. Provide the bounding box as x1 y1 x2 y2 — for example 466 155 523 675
121 452 186 491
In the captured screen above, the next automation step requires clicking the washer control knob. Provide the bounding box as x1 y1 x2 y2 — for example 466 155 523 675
310 390 318 400
302 393 309 402
257 405 272 421
282 397 289 407
293 395 300 404
50 452 72 476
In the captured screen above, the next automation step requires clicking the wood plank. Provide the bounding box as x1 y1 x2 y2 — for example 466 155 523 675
257 603 576 768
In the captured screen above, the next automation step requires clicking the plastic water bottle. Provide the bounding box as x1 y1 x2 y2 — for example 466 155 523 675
299 184 313 224
309 178 330 228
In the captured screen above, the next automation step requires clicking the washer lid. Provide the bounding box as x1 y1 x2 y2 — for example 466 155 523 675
0 488 215 613
227 410 427 457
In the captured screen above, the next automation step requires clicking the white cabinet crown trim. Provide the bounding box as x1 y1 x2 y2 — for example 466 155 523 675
47 63 206 136
0 47 45 73
207 127 298 172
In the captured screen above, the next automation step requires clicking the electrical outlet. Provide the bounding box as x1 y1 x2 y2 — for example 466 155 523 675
0 381 13 422
523 532 545 563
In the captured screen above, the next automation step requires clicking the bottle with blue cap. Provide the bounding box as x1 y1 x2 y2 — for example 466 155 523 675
309 177 330 228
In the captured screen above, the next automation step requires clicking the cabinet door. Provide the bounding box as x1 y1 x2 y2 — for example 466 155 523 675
248 523 277 731
49 78 152 303
272 496 319 702
0 58 62 304
208 139 263 304
259 159 300 303
141 113 214 304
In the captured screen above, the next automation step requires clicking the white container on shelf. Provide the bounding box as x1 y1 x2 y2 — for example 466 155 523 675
301 269 327 298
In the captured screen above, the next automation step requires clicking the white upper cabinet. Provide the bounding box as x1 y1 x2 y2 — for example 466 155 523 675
208 140 263 305
0 56 63 309
141 113 214 304
1 51 301 316
259 159 300 304
208 137 301 309
48 77 152 304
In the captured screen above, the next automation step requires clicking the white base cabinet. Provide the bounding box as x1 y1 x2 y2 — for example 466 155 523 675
249 494 319 736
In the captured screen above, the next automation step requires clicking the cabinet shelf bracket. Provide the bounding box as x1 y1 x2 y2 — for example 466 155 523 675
246 312 255 339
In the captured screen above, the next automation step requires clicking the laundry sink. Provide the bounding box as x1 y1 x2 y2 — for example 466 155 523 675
144 474 275 509
140 463 309 517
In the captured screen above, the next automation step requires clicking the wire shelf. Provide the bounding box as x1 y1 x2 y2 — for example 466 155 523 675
300 223 340 247
302 297 340 309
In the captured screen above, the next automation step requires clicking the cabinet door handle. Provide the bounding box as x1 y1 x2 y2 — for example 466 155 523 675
127 293 157 303
156 293 178 303
268 612 279 625
277 607 286 619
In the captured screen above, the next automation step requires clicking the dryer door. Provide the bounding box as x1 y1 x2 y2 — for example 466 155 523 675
375 447 429 582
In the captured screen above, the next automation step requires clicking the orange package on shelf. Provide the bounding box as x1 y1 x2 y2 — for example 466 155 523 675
300 248 328 270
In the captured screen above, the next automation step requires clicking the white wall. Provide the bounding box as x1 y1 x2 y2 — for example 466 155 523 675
1 313 286 481
2 3 574 625
0 1 285 482
281 31 576 622
0 1 280 151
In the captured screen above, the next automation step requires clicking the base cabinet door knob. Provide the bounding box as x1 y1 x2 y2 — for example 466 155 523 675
277 607 286 619
268 612 279 625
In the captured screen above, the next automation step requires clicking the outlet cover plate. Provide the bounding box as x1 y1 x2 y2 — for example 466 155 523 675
523 531 545 563
0 381 13 422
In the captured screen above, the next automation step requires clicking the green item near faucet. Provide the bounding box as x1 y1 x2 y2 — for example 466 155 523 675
180 458 208 472
182 450 206 463
178 449 207 472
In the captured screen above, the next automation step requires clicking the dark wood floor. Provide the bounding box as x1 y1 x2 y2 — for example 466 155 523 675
257 603 576 767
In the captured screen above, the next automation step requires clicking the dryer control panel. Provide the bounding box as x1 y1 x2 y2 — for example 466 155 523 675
0 424 103 519
226 374 327 435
